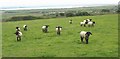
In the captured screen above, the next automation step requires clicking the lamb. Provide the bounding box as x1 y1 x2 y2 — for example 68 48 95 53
80 31 92 44
69 20 72 24
23 25 28 31
88 21 95 27
42 25 49 33
56 26 62 35
14 31 22 41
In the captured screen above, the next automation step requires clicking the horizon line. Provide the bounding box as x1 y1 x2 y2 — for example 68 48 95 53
0 4 117 10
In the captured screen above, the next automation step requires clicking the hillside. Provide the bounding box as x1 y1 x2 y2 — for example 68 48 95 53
2 14 118 57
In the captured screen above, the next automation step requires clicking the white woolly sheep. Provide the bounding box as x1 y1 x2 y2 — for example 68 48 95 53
42 25 49 33
80 31 92 44
69 20 72 24
80 20 88 27
23 25 28 31
14 31 22 41
56 26 62 35
88 21 95 27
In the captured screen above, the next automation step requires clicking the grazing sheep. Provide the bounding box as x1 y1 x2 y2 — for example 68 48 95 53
23 25 28 31
69 20 72 24
80 31 92 44
80 22 85 27
14 31 22 41
80 20 88 27
42 25 49 33
88 21 95 27
56 26 62 35
16 27 20 31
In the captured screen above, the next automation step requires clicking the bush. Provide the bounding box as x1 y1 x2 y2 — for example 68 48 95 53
7 16 44 21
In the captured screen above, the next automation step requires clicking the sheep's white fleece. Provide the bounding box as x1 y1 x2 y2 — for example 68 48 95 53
23 25 27 28
56 28 62 31
80 31 87 38
42 26 46 29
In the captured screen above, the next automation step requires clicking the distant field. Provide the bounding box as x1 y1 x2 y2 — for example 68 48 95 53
2 14 118 57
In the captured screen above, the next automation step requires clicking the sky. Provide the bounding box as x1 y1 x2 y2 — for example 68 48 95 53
0 0 120 9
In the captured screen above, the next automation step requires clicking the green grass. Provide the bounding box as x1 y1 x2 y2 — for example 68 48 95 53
2 14 118 57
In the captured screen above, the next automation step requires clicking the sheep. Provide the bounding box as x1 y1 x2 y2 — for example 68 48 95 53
42 25 49 33
23 25 28 31
80 20 88 27
16 27 20 31
80 31 92 44
88 21 95 27
69 20 72 24
80 22 85 27
14 31 22 41
56 26 62 35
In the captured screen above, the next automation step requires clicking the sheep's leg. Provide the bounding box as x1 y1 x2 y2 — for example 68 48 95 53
25 28 27 31
57 31 60 35
84 24 86 27
88 25 90 27
26 28 28 31
81 24 82 26
45 28 47 33
85 37 89 44
19 37 21 41
42 29 44 32
46 29 48 33
24 28 26 31
17 37 19 41
81 37 84 43
92 24 94 27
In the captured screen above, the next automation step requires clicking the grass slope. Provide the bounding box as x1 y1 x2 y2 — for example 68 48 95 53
2 14 118 57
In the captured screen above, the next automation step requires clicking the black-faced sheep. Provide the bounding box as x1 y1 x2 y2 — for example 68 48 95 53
16 27 20 31
80 31 92 44
56 26 62 35
88 21 95 27
69 20 72 24
23 25 28 31
14 31 22 41
80 20 88 27
42 25 49 33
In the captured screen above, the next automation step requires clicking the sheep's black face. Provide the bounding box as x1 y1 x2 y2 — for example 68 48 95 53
25 26 27 27
46 25 49 28
16 27 19 29
90 19 92 21
93 21 95 24
85 21 88 24
86 32 92 36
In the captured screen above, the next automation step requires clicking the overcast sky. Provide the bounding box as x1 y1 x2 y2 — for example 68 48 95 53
0 0 119 8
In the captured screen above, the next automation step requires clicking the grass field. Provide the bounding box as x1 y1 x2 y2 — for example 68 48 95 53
2 14 118 57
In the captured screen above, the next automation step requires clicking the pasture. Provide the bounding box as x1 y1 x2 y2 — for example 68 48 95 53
2 14 118 57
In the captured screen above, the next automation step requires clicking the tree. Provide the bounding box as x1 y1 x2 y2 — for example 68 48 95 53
101 9 110 12
66 12 75 17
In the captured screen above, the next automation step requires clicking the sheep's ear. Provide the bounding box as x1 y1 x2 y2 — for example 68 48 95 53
90 33 92 35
